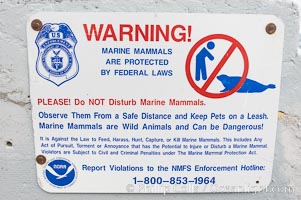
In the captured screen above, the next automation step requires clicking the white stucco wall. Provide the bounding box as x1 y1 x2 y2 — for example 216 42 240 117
0 0 300 199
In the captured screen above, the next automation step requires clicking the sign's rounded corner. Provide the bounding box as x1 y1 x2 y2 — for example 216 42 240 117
264 175 274 189
36 178 54 194
27 12 43 22
267 15 285 30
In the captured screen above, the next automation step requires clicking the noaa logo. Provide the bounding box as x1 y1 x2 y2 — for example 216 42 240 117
35 23 79 86
44 158 77 188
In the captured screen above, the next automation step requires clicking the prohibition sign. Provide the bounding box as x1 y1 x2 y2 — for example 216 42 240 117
186 34 249 98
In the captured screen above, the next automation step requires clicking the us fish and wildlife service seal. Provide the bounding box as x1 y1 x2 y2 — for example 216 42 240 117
35 23 79 86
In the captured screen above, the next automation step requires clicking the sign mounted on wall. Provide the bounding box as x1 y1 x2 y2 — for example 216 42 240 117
27 12 284 193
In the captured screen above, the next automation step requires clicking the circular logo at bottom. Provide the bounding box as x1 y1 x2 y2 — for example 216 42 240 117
44 158 77 188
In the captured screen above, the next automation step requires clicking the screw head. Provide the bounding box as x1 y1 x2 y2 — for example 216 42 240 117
266 23 276 34
31 19 43 31
36 155 46 165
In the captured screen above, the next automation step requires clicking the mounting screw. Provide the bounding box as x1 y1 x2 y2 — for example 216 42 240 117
266 23 276 34
36 155 46 165
31 19 43 31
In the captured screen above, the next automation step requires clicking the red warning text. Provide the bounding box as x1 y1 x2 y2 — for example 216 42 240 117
37 98 71 106
83 24 192 42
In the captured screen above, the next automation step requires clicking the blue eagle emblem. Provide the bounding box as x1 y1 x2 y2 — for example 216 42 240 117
35 23 79 86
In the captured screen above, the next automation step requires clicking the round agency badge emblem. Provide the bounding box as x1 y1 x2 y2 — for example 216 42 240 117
44 158 77 188
35 23 79 86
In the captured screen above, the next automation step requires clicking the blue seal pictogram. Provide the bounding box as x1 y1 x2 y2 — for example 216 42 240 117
44 158 77 188
35 23 79 86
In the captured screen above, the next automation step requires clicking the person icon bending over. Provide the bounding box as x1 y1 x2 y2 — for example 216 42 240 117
195 41 215 81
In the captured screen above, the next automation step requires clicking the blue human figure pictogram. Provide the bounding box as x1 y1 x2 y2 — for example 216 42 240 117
195 41 215 81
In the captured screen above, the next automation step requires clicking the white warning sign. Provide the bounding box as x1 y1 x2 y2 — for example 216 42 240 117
27 12 284 193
